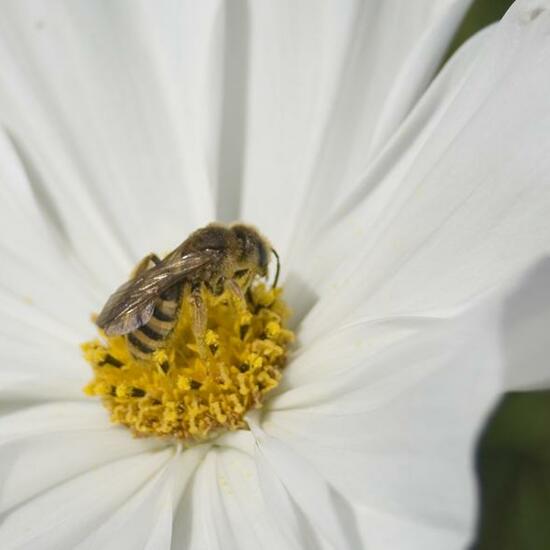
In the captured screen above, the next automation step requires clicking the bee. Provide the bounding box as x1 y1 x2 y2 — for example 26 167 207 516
95 223 280 359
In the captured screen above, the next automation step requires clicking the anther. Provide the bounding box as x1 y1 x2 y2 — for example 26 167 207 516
238 363 250 373
100 354 123 368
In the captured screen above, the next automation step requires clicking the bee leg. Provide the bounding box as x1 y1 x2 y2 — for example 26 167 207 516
243 272 255 293
189 283 208 357
226 279 253 340
132 253 161 277
226 279 247 311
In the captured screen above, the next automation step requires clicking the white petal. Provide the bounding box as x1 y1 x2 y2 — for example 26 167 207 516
75 463 175 550
0 125 102 323
0 447 174 549
291 2 550 343
354 506 468 550
175 430 334 549
499 257 550 390
0 309 92 406
0 1 219 292
264 301 503 549
271 315 456 413
173 439 300 550
0 402 166 515
0 345 88 405
212 446 289 550
254 447 325 550
178 450 239 550
240 0 471 258
0 110 108 406
77 446 206 550
0 289 92 405
249 415 361 550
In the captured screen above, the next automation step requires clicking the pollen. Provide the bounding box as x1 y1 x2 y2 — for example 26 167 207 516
82 284 293 442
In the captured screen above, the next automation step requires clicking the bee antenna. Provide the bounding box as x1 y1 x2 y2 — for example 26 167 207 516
271 248 280 289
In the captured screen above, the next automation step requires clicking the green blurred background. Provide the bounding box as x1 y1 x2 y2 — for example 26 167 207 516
444 0 514 61
473 391 550 550
446 2 548 549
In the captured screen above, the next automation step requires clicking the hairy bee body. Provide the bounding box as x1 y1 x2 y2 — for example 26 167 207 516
96 223 279 359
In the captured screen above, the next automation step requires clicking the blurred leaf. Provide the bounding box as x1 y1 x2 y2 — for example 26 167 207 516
444 0 515 62
471 391 550 550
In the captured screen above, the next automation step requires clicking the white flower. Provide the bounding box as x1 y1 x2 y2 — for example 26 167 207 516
0 1 549 549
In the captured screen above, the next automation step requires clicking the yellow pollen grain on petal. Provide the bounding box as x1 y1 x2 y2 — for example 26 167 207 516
82 284 293 442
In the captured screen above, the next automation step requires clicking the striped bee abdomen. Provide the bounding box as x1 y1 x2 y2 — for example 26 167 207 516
126 285 182 359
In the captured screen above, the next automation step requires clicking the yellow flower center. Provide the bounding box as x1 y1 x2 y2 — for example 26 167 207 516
82 284 293 442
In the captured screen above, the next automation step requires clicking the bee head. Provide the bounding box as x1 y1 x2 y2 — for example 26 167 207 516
231 224 270 276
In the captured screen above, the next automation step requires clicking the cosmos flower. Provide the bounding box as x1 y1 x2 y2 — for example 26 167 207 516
1 1 550 549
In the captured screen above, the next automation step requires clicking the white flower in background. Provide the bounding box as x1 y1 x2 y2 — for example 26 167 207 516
0 0 550 549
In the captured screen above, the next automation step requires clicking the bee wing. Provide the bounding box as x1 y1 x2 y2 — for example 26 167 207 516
96 250 220 336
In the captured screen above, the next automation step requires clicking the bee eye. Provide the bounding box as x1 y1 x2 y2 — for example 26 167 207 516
257 241 268 270
234 269 249 279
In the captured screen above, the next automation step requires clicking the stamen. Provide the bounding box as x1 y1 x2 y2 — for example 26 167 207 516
82 284 293 442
